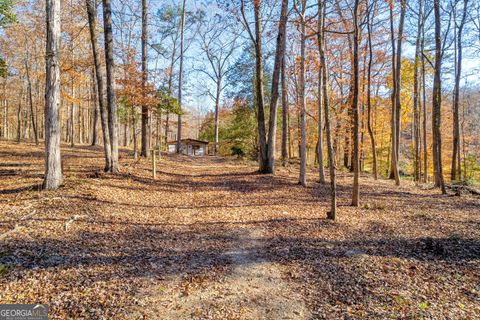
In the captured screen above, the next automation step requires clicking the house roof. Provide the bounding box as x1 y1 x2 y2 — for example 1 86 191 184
167 138 209 145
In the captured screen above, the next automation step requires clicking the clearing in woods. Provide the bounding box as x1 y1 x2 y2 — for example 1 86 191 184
0 141 479 319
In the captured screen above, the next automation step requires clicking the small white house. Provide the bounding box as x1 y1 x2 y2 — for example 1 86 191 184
167 139 209 156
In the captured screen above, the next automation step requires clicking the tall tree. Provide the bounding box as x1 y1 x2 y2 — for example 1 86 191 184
432 0 446 193
366 0 378 180
86 0 111 171
451 0 469 181
197 15 238 156
266 0 289 173
24 50 38 145
318 0 336 219
294 0 308 187
103 0 119 172
388 1 402 186
351 0 360 206
43 0 63 190
413 0 424 182
316 0 325 184
140 0 149 157
281 50 289 166
240 0 268 172
176 0 187 154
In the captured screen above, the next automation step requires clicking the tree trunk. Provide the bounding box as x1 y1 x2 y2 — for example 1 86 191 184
90 70 98 146
214 77 221 156
451 0 468 181
366 3 377 180
43 0 63 190
176 0 186 154
140 0 149 157
25 56 38 145
351 0 360 206
17 87 22 143
102 0 119 172
432 0 446 193
388 4 401 185
266 0 289 173
281 53 289 166
421 23 428 183
413 0 423 182
70 78 75 147
316 5 325 184
318 0 336 219
2 78 8 139
87 0 111 171
251 1 268 172
298 1 307 187
317 68 325 184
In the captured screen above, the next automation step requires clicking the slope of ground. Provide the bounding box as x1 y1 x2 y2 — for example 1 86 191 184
0 141 479 319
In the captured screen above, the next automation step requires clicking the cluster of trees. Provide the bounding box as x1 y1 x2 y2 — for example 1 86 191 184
1 0 479 219
200 0 480 218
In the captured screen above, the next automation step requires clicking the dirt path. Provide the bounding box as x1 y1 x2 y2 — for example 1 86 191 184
136 227 309 320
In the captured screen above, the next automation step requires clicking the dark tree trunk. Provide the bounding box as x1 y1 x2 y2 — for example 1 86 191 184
388 3 401 185
86 0 111 171
451 0 468 181
25 57 38 145
366 2 378 180
432 0 446 193
140 0 149 157
266 0 289 173
316 3 325 184
176 0 187 154
318 0 336 219
281 53 289 166
90 69 98 146
351 0 360 206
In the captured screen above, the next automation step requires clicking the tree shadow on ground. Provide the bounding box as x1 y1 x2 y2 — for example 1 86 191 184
1 218 478 280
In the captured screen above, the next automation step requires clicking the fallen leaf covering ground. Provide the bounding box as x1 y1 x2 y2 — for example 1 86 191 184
0 141 479 319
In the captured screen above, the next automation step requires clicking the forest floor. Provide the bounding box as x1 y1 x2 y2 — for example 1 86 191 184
0 141 479 319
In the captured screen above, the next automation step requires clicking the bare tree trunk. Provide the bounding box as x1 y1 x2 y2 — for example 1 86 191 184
176 0 187 154
132 109 138 158
240 0 268 172
298 1 307 187
90 70 98 146
351 0 360 206
421 24 428 183
17 87 23 143
266 0 289 173
2 78 8 139
413 0 424 182
390 4 405 186
366 2 378 180
432 0 446 193
43 0 63 190
394 0 406 174
214 77 221 156
281 53 289 166
25 56 38 145
86 0 111 171
451 0 468 181
316 5 325 184
317 69 326 184
102 0 119 172
318 0 336 219
70 78 75 147
140 0 149 157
